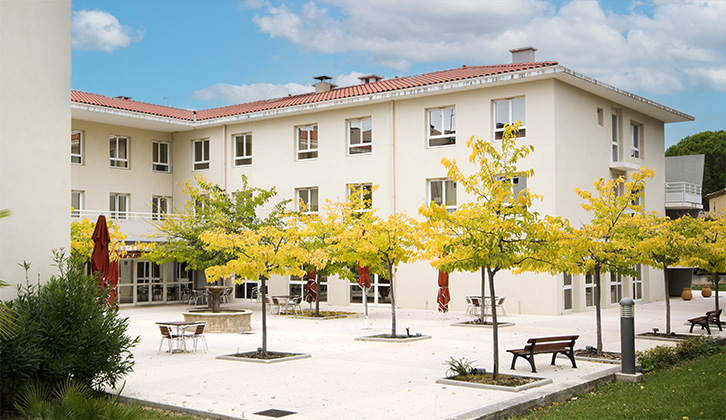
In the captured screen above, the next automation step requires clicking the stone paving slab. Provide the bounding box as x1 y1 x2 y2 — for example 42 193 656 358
112 294 724 419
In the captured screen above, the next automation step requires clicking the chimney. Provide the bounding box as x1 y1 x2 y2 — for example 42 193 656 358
313 75 336 93
509 47 537 64
358 74 383 84
113 95 131 100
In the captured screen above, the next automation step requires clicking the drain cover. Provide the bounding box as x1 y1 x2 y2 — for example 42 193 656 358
254 409 297 418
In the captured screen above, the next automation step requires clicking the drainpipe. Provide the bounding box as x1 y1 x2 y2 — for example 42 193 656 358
222 125 227 191
391 100 397 214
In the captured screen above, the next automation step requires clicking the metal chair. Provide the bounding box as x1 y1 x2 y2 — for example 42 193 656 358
286 296 302 315
495 296 507 316
183 322 208 353
158 324 185 355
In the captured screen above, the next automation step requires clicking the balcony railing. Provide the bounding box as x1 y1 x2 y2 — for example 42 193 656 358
665 182 702 209
70 209 179 222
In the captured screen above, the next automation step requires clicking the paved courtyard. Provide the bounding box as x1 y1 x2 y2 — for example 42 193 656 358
112 293 724 420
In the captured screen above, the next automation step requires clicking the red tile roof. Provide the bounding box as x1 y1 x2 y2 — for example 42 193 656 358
72 62 558 122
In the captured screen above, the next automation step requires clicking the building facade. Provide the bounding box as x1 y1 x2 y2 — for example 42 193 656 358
69 50 693 314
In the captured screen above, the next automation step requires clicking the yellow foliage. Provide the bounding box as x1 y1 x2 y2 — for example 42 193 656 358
70 218 127 262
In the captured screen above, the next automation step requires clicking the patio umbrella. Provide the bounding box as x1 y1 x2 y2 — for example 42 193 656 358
357 264 370 289
437 269 450 313
107 258 119 307
304 268 317 303
91 215 112 303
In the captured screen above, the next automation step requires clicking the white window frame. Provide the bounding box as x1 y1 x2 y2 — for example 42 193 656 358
347 183 373 211
630 122 642 159
585 274 596 308
494 97 526 140
71 130 83 164
110 135 129 168
632 264 643 301
348 117 372 155
563 272 573 311
109 193 129 220
297 124 319 160
428 178 457 213
427 106 456 147
296 187 319 214
152 141 170 172
193 139 210 170
350 274 391 305
611 112 620 162
233 133 252 166
152 196 171 221
610 273 623 304
71 190 83 218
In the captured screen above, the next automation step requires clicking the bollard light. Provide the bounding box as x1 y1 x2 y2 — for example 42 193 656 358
619 298 636 375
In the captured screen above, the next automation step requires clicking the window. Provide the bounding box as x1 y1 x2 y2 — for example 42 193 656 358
597 108 604 126
563 272 573 311
632 264 643 301
152 141 170 172
631 186 644 207
611 112 620 162
290 273 327 302
193 139 210 170
152 196 170 220
428 107 456 146
348 118 372 155
234 133 252 166
630 123 642 159
497 175 528 204
71 191 83 218
297 124 318 160
610 273 623 304
348 183 373 210
494 98 525 140
109 193 128 220
585 273 596 307
71 131 83 164
350 274 391 304
429 179 457 213
296 187 319 213
110 135 129 168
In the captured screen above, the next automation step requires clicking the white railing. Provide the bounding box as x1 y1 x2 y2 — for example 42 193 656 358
665 182 702 205
70 209 179 222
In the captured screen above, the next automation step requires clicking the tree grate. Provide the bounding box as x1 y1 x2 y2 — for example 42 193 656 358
253 408 297 418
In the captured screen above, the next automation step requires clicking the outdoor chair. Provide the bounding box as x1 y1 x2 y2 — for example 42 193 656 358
286 296 302 315
158 324 186 355
495 296 507 316
183 322 208 353
271 297 282 315
469 296 482 316
465 296 474 315
190 289 206 305
221 287 233 304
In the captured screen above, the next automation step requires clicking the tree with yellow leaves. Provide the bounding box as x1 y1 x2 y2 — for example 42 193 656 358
557 168 652 354
202 224 307 357
686 215 726 311
420 122 543 379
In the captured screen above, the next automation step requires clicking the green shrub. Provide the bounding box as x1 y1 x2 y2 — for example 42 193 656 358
14 379 145 420
0 255 139 410
445 356 476 377
637 337 722 373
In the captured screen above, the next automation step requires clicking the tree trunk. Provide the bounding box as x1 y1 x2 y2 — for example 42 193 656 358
314 275 320 316
713 273 720 312
594 265 603 355
488 268 499 380
664 264 671 334
479 267 486 325
388 263 396 337
260 276 268 356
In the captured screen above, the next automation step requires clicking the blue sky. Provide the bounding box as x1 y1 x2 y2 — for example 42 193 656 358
71 0 725 148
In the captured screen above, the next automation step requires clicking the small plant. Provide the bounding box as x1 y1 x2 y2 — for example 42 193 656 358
445 356 475 377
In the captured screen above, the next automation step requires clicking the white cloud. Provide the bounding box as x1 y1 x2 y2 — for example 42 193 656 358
192 82 314 105
249 0 726 95
71 9 143 52
335 72 367 88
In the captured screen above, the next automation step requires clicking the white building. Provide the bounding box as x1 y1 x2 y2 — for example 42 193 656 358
68 47 693 315
0 1 71 301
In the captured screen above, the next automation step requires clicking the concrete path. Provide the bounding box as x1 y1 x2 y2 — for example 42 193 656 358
112 293 724 420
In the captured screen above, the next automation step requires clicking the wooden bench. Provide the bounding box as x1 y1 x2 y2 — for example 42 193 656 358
688 309 722 335
507 335 579 373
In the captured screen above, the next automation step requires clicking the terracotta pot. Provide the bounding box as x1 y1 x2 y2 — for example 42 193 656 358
701 285 712 298
681 288 693 301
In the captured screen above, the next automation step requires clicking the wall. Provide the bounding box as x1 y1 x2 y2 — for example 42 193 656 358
0 1 71 300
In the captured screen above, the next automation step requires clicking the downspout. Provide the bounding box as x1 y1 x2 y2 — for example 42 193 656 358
391 100 397 214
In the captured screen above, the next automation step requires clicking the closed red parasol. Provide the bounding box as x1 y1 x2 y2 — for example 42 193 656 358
437 270 450 313
357 263 370 289
91 215 116 306
304 268 317 303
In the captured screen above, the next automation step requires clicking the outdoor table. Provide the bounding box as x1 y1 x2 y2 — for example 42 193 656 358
271 295 293 314
156 321 197 353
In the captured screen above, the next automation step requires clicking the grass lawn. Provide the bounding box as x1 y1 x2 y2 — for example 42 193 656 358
691 284 726 292
509 352 725 420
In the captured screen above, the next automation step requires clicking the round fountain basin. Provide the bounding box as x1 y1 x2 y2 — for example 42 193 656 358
182 309 252 333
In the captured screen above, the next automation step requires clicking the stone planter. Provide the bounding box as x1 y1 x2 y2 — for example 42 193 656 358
183 309 252 333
